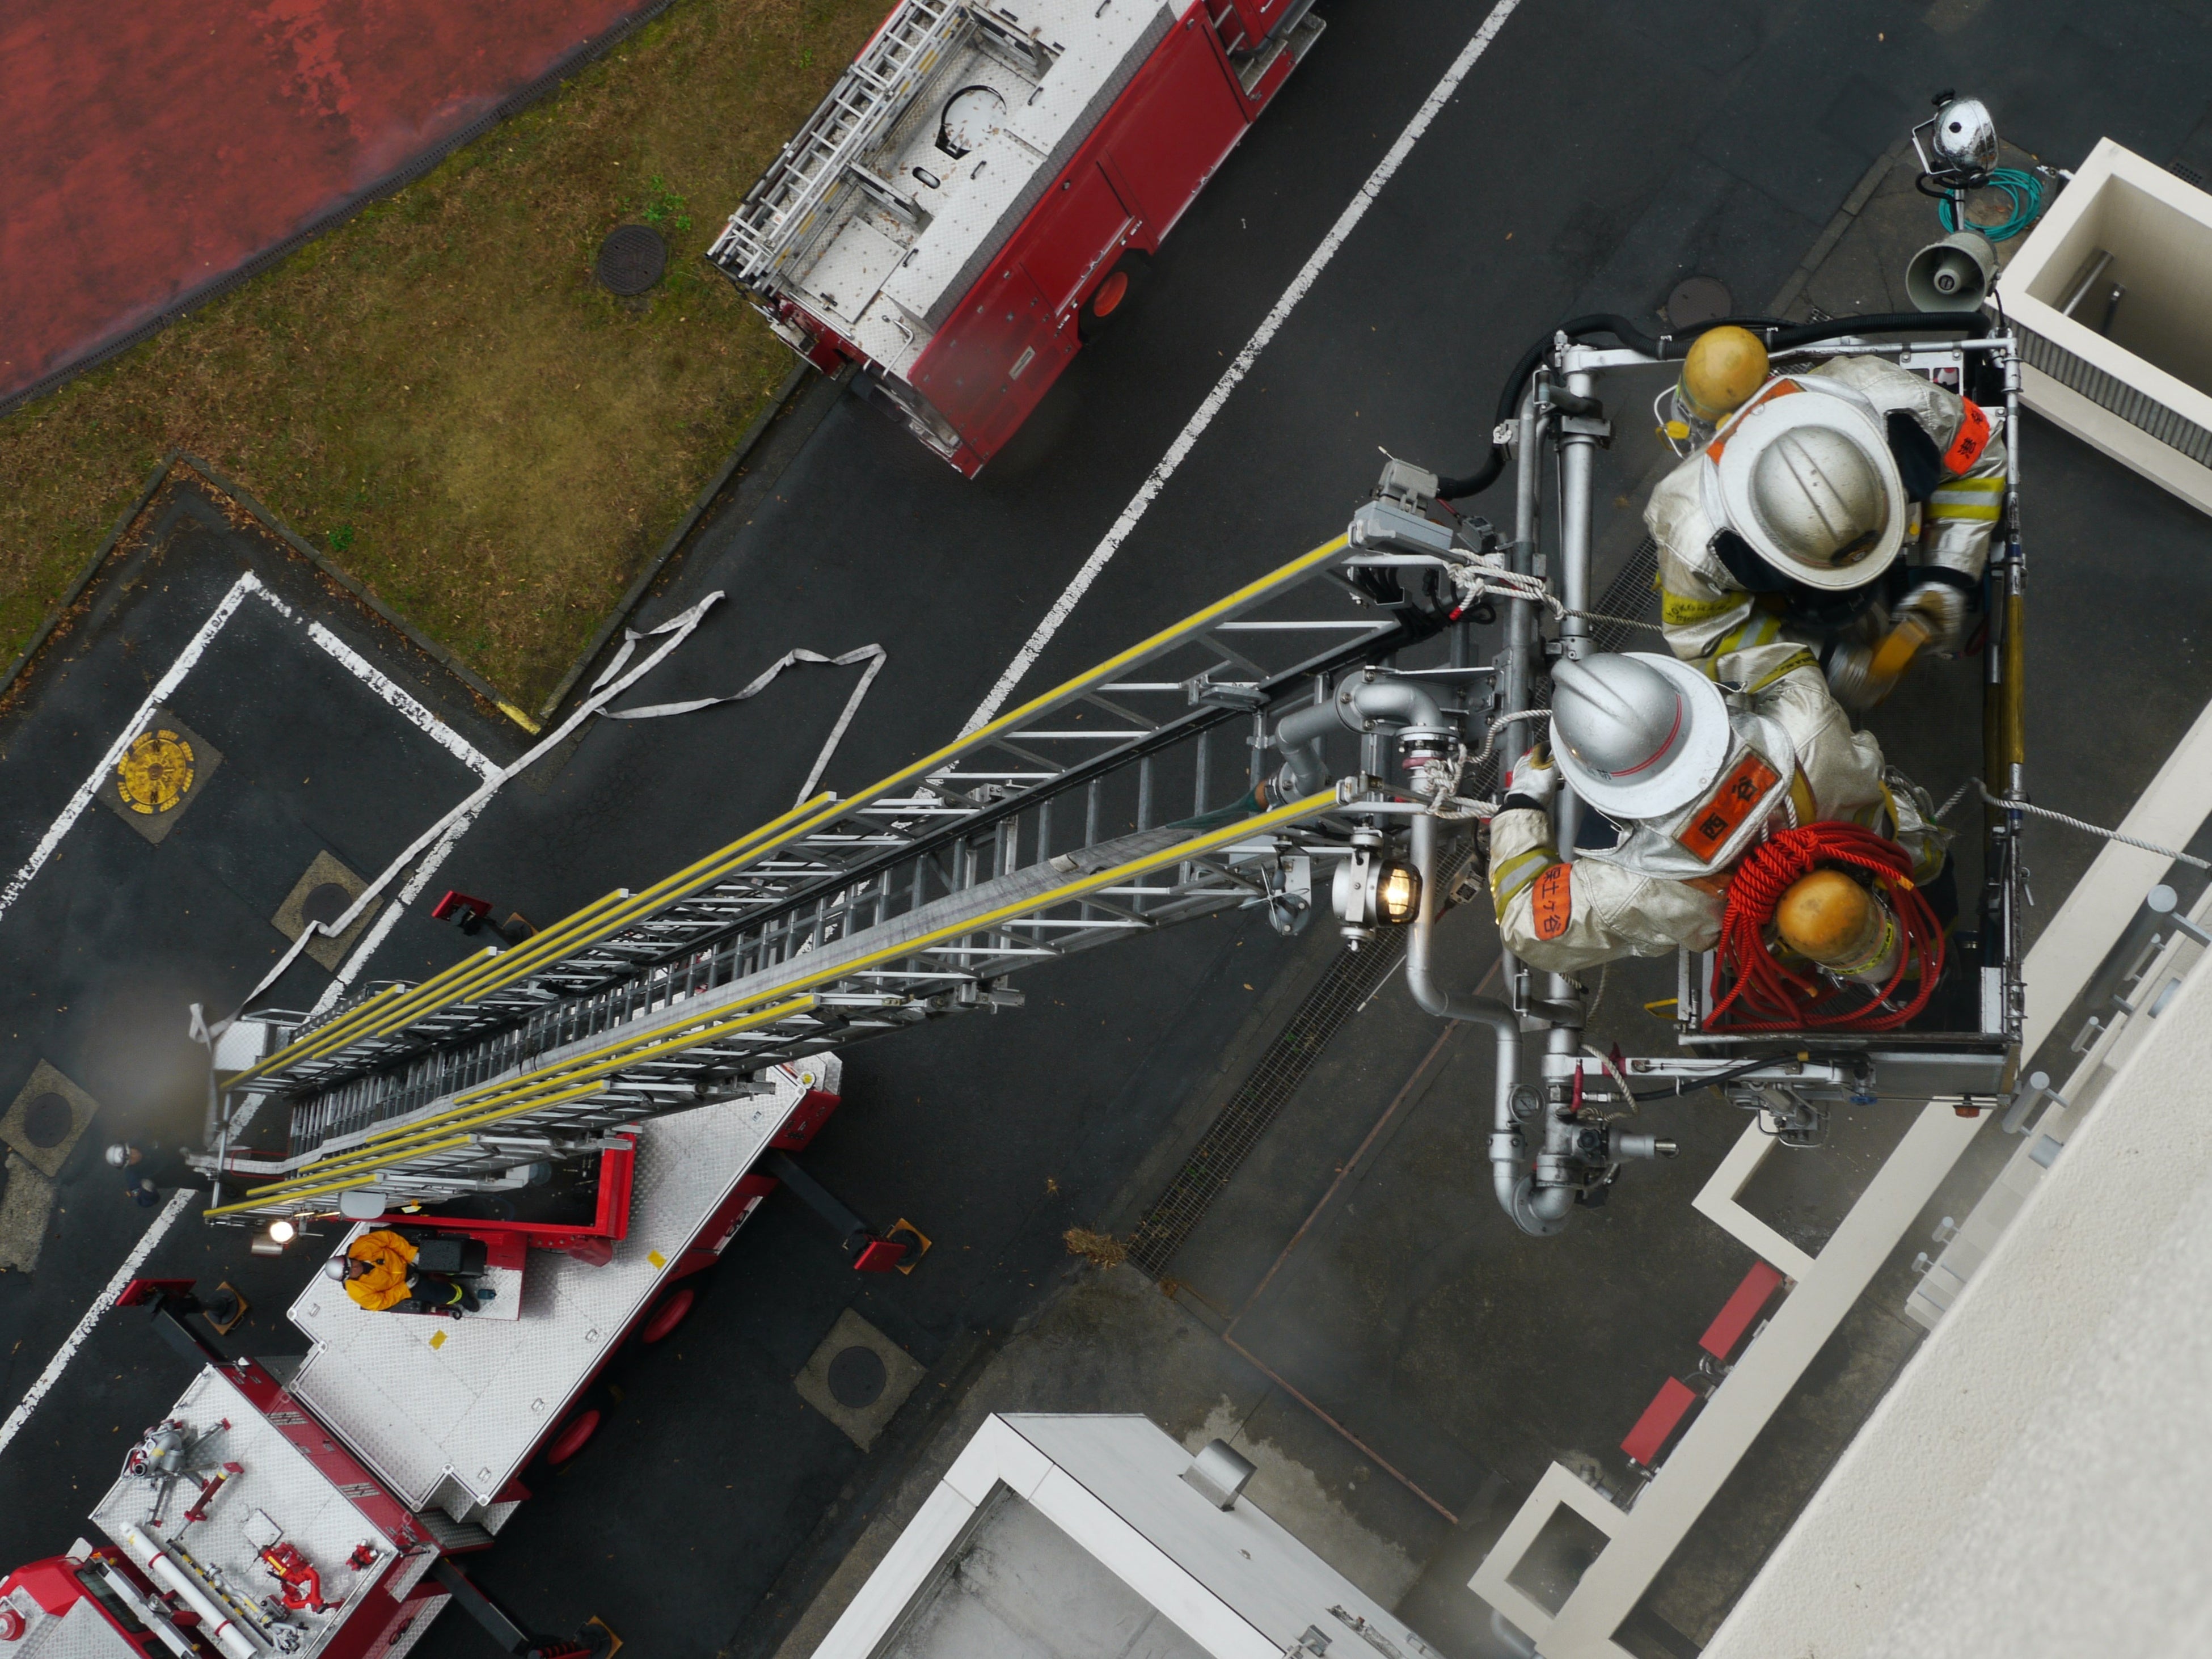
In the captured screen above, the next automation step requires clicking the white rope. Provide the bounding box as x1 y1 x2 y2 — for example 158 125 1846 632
1980 784 2211 871
1583 1040 1639 1120
1478 707 1553 763
1933 779 1975 822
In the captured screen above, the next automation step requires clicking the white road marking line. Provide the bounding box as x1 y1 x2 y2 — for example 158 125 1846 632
246 585 495 778
0 1187 196 1457
309 804 484 1015
0 575 498 934
0 571 261 927
0 575 503 1444
961 0 1523 733
302 621 498 779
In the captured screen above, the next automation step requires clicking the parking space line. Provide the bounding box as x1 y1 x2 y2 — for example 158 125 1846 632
0 573 500 933
962 0 1523 733
302 620 498 779
0 570 261 926
0 1187 195 1458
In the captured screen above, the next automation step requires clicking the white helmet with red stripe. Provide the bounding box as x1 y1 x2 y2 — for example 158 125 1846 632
1711 376 1906 590
1548 652 1731 818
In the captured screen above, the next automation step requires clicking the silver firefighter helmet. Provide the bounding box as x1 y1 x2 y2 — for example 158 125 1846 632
1548 652 1731 818
1713 380 1906 590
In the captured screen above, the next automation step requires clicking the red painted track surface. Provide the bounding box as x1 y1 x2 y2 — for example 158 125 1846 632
0 0 652 406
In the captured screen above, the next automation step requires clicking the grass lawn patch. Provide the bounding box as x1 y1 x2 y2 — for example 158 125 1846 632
0 0 887 712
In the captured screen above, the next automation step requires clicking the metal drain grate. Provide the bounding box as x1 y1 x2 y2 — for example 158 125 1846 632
1125 935 1406 1276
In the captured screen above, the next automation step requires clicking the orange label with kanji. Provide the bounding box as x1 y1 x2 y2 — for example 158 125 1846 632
1531 863 1573 940
1943 399 1991 472
1674 750 1782 862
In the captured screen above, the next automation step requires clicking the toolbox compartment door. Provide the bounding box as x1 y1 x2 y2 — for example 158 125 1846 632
1018 162 1138 317
1099 17 1250 240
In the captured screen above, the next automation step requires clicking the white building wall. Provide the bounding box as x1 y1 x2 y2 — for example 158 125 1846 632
812 1414 1434 1659
1706 936 2212 1658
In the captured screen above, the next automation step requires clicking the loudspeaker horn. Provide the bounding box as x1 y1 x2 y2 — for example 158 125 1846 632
1906 229 1997 313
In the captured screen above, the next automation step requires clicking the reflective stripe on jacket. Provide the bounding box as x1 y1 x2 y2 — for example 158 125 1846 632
1648 354 2009 684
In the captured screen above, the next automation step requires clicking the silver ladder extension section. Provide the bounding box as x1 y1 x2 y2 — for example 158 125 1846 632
708 0 968 288
208 522 1503 1222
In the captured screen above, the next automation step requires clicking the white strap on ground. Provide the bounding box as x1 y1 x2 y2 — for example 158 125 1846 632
960 0 1524 734
225 588 735 1024
284 608 887 1017
603 640 887 808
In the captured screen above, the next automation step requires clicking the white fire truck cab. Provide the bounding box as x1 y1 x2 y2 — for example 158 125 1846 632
711 0 1323 474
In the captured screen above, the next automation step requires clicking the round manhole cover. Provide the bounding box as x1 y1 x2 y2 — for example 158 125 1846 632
299 883 355 928
826 1345 888 1409
596 225 667 296
1666 275 1734 330
22 1093 73 1148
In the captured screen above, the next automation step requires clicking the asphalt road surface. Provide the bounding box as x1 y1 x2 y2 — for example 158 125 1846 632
3 1 2210 1656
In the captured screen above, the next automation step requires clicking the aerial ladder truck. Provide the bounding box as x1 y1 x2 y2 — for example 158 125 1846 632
708 0 1325 474
0 309 2032 1659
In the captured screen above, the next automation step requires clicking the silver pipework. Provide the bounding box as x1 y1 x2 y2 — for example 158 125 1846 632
1405 813 1572 1237
1269 670 1453 798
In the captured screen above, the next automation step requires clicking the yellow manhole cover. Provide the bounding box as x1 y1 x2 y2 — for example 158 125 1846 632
116 728 196 814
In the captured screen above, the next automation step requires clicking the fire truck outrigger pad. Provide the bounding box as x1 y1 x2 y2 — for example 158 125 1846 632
710 1 1324 474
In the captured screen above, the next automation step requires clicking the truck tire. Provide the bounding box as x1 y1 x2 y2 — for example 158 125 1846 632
545 1408 602 1467
640 1287 695 1345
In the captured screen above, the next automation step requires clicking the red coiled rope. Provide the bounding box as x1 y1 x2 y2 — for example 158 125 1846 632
1704 822 1945 1032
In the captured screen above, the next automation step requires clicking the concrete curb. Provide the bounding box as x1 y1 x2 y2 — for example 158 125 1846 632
0 451 528 744
2 356 841 738
0 452 175 710
171 453 540 729
1766 138 1910 318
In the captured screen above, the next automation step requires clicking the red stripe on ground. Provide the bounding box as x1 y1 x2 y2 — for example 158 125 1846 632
0 0 653 402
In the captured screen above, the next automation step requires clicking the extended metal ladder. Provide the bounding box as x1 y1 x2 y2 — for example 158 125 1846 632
208 529 1493 1221
708 0 967 286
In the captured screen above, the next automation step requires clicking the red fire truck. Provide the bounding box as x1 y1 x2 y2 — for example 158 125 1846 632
0 1062 907 1659
710 0 1324 474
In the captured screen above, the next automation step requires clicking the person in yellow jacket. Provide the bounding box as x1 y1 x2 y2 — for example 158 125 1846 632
322 1229 494 1316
